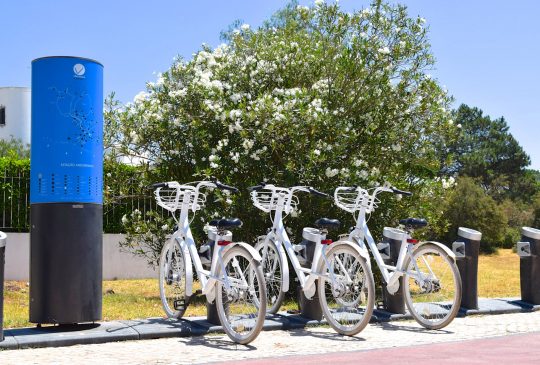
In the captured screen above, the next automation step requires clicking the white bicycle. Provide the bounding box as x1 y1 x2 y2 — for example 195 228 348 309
334 184 462 330
152 179 267 344
249 183 375 336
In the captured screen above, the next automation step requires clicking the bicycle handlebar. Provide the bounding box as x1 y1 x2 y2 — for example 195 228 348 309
215 181 239 193
308 187 330 198
247 182 266 192
147 182 172 189
391 187 412 196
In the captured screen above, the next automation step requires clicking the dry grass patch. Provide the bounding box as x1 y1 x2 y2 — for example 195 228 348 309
1 248 522 329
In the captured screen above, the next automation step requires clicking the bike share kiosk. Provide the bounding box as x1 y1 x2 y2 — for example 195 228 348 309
452 227 482 309
0 231 6 342
517 227 540 305
30 57 103 324
380 227 407 314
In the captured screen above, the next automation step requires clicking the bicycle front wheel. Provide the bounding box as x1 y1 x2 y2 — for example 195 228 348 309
258 238 285 314
403 243 462 330
216 246 267 344
318 243 375 336
159 240 188 319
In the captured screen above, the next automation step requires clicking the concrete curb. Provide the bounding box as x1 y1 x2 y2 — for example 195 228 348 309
1 297 539 351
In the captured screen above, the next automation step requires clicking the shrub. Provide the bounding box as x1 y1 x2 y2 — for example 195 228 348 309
107 0 456 265
443 177 507 253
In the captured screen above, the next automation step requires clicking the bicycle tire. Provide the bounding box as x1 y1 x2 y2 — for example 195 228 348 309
215 246 267 344
257 238 286 314
318 243 375 336
403 243 462 330
159 240 188 319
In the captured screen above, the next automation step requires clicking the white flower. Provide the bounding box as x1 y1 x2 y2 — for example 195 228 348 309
230 152 240 163
129 131 139 144
291 208 301 218
191 159 196 165
357 170 369 179
121 215 129 225
457 123 462 129
314 0 325 6
442 177 456 189
169 88 187 99
161 224 169 231
133 91 148 104
209 155 218 162
230 93 242 103
391 143 402 152
378 47 390 55
313 149 321 156
210 162 219 168
325 167 339 178
448 119 454 125
242 139 254 151
229 109 242 120
241 23 250 31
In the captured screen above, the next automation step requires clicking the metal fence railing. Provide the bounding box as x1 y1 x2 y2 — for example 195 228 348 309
0 169 30 231
0 170 163 233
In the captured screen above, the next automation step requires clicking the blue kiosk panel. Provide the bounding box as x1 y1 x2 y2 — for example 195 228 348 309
31 57 103 204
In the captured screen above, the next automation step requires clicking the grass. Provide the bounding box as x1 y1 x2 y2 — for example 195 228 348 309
1 249 522 329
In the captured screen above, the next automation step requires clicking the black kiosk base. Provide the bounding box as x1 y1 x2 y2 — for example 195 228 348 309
30 203 103 324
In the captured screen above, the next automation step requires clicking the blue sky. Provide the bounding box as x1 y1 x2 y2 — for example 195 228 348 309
1 0 538 169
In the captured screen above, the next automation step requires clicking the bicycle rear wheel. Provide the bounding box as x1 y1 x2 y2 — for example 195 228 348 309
318 244 375 336
403 243 462 330
216 246 267 344
159 240 188 319
257 238 285 314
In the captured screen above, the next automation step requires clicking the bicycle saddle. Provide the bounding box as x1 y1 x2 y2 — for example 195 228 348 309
399 217 428 229
209 218 243 229
314 218 341 230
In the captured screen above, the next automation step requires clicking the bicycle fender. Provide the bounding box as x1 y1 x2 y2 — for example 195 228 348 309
332 239 371 264
223 241 263 263
255 237 290 293
176 238 194 296
419 241 456 263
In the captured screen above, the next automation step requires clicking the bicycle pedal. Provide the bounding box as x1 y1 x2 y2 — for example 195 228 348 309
173 299 186 311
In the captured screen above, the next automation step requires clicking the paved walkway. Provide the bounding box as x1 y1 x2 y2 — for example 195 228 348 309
214 332 540 365
1 311 539 364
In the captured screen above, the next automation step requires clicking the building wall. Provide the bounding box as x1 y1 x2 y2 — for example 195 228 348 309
4 233 158 281
0 87 31 145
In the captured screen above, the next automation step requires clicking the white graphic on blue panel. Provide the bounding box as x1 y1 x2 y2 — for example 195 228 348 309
50 87 100 148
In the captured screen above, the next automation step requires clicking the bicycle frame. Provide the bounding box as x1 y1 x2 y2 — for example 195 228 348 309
348 206 412 293
257 190 343 299
342 187 457 295
163 183 255 304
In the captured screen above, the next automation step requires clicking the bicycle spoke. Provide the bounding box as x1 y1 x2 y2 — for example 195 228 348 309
319 244 374 336
404 245 461 329
217 248 266 343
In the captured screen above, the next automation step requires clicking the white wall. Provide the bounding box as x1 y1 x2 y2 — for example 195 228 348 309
3 233 157 281
0 87 31 144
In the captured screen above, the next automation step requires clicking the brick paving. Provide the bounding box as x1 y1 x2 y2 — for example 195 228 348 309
1 311 539 364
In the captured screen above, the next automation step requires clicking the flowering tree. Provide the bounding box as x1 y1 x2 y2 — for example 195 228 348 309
109 0 458 262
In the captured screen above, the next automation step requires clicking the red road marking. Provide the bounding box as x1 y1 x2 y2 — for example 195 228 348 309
213 332 540 365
